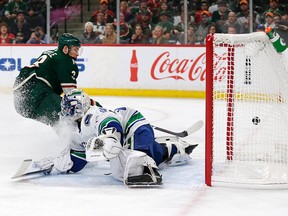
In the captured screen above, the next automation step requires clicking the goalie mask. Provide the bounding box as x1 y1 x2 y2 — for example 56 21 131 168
61 89 90 122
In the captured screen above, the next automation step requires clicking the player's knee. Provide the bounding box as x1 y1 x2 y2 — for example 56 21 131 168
70 151 87 173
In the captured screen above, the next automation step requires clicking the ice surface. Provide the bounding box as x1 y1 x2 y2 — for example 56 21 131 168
1 92 288 216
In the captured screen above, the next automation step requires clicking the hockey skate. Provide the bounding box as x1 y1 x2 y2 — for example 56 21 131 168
125 164 162 187
156 136 198 166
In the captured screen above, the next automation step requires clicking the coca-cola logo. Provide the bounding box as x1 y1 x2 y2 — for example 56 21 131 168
130 63 138 68
150 51 227 81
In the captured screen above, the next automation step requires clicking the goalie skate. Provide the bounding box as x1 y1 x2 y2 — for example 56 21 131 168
125 165 162 188
156 136 198 166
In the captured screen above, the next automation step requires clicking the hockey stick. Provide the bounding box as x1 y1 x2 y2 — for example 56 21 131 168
152 120 204 137
11 159 53 179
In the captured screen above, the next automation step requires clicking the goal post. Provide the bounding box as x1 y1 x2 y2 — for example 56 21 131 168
205 32 288 188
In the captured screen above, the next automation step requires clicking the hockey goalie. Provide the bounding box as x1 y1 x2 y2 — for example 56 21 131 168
13 89 199 187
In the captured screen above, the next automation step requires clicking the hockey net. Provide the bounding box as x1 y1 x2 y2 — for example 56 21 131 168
205 32 288 188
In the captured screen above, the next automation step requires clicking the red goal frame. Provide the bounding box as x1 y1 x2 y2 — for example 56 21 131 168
205 34 235 186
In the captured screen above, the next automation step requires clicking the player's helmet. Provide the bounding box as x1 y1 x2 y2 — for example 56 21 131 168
58 33 81 50
61 89 90 122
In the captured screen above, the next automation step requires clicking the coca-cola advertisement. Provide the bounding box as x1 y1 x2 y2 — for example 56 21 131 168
118 46 214 90
130 50 138 82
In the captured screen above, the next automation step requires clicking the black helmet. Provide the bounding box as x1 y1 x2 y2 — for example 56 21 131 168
58 33 81 50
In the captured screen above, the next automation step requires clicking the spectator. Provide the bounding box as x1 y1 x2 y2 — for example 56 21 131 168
134 0 153 24
102 23 117 44
148 0 160 20
222 11 242 33
264 0 282 17
264 12 276 29
128 0 140 16
154 1 173 23
211 0 230 33
208 23 217 34
113 12 133 43
26 26 52 44
120 0 134 23
0 1 9 19
91 10 106 41
4 0 27 25
79 22 100 44
0 22 15 43
14 32 25 43
136 9 154 39
151 25 169 44
275 12 288 43
274 13 281 25
195 0 211 24
196 10 211 44
138 0 153 13
174 11 193 34
107 0 116 12
90 0 115 24
155 10 174 39
173 1 194 26
282 8 288 22
177 25 197 44
130 23 150 44
203 22 217 44
146 0 157 17
25 0 46 29
275 12 288 28
227 25 237 34
256 23 265 32
9 10 31 43
237 0 261 33
209 0 222 14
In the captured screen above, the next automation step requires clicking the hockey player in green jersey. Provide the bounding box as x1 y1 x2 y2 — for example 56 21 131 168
13 33 83 127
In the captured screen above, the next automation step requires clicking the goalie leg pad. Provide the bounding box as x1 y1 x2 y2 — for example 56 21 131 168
109 149 161 185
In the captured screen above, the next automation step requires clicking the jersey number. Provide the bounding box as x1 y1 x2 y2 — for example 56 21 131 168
27 55 48 68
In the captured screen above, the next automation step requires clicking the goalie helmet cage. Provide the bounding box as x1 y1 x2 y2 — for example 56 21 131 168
205 32 288 188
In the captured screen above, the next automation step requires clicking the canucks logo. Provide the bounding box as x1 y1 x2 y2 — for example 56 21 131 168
0 58 16 71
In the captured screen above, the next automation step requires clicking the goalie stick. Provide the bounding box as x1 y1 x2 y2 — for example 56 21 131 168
152 120 203 137
11 159 53 179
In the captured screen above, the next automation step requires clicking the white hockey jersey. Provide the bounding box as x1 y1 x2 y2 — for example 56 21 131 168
67 106 123 151
114 107 150 142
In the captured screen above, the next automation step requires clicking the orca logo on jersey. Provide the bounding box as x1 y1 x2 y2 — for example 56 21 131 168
0 58 86 72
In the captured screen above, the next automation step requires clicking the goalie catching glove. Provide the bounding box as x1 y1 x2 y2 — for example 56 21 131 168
85 127 123 162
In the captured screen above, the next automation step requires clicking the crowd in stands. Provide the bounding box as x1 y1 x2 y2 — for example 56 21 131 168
0 0 287 45
0 0 53 44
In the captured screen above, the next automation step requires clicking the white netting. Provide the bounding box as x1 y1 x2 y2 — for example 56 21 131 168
211 32 288 187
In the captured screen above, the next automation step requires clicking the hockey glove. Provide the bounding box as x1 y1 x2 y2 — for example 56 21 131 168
85 136 105 162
